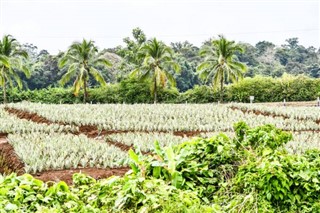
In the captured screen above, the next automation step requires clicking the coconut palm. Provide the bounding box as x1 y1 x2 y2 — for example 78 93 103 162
58 39 112 103
130 38 180 103
0 35 30 104
197 35 247 102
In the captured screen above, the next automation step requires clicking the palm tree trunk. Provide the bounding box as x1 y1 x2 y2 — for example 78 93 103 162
83 80 87 103
3 78 6 104
220 76 224 103
154 79 157 104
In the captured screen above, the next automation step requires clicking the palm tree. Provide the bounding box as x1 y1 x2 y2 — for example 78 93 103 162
0 35 30 104
197 35 247 102
130 38 180 103
58 39 112 103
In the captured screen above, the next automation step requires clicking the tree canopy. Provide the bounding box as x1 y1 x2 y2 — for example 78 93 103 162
0 28 318 102
58 39 112 103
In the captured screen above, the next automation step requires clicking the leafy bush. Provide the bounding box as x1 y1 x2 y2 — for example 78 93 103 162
0 173 212 212
128 122 320 212
129 134 240 201
1 74 319 104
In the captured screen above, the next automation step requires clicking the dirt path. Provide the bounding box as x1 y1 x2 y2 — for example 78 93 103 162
258 101 319 107
230 106 320 125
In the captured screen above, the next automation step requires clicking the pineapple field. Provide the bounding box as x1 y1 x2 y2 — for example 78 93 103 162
1 103 320 212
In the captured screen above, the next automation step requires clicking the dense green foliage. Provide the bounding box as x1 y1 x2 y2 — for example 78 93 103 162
0 35 30 103
58 39 112 103
128 122 320 212
0 173 210 212
130 38 180 103
197 35 247 101
1 123 320 212
1 74 319 103
0 28 318 103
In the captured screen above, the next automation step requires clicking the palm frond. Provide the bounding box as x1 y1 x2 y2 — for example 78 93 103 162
89 67 107 86
0 55 10 68
94 57 112 67
129 68 141 78
11 70 23 88
21 65 31 78
140 70 151 82
58 56 68 68
164 70 176 87
59 63 78 86
197 61 212 72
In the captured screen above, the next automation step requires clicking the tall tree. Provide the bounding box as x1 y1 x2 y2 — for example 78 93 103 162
58 39 112 103
170 41 201 91
0 35 30 104
197 35 247 102
130 38 180 103
117 28 146 70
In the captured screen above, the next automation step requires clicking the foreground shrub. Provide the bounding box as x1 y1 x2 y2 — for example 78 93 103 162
0 173 212 212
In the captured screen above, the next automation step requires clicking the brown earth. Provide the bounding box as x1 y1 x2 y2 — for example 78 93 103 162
258 101 319 107
0 136 25 175
230 106 320 125
0 133 8 144
230 106 290 119
33 167 130 185
106 140 151 155
4 107 55 125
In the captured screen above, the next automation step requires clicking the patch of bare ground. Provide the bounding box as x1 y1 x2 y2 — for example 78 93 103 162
230 106 320 125
4 107 55 125
258 101 319 107
106 140 151 155
33 167 130 185
0 135 25 175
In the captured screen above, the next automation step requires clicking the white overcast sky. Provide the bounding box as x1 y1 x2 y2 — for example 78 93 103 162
0 0 319 54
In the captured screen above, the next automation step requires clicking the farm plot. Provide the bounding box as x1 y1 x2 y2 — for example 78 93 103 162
7 102 320 132
8 132 128 173
1 102 320 184
286 132 320 154
0 106 129 183
105 131 237 152
230 103 320 122
0 106 77 134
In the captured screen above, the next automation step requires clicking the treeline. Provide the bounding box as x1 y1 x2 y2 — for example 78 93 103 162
2 75 319 104
1 28 320 104
21 28 320 92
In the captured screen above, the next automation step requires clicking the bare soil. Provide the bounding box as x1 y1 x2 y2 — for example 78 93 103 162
258 101 319 107
230 106 320 124
0 136 25 175
33 167 130 185
4 107 55 125
0 133 8 144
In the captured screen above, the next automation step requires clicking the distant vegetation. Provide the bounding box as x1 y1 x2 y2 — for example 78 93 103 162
0 27 319 103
